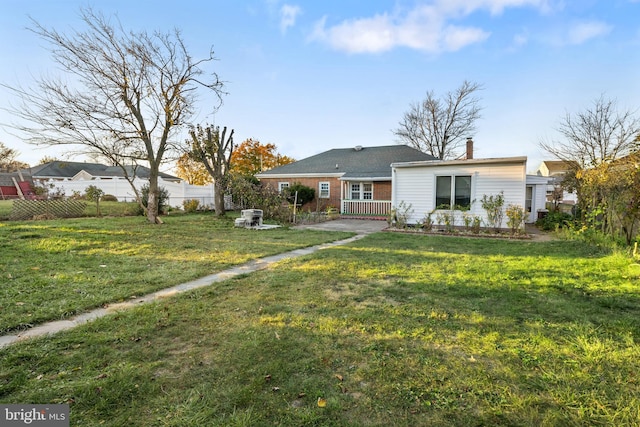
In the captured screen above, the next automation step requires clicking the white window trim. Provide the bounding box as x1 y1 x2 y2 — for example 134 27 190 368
278 182 289 193
362 183 373 200
319 181 330 198
435 175 472 210
349 182 373 200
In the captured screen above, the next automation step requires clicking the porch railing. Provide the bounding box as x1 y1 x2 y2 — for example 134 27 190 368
341 199 392 216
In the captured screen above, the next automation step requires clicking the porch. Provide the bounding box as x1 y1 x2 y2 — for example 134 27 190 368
339 180 392 218
340 199 392 218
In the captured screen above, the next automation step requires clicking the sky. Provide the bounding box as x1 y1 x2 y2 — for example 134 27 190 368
0 0 639 174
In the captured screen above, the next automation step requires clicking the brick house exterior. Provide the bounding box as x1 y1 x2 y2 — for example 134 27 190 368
256 145 436 217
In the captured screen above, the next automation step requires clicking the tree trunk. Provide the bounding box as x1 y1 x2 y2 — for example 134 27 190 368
147 171 160 224
214 177 226 217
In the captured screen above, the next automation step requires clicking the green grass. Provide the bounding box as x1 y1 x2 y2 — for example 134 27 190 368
83 200 141 217
0 200 12 220
1 231 640 425
0 214 352 334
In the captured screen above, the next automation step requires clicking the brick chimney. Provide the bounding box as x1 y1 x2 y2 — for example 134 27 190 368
466 137 474 160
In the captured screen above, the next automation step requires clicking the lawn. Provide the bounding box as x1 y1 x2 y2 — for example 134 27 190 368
0 214 352 334
0 200 12 220
1 226 640 426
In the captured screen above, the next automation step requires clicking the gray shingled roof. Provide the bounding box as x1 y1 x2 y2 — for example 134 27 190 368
0 171 32 187
257 145 437 179
24 161 180 181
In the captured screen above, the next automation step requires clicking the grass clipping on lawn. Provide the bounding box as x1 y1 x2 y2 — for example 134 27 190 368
1 231 640 426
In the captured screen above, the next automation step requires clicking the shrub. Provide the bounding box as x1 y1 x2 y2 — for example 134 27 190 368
183 199 200 213
421 210 435 231
505 204 527 235
435 210 455 233
226 176 289 222
462 212 472 231
137 184 170 215
31 183 65 200
389 201 414 229
471 215 482 234
284 183 315 206
85 185 105 216
101 194 118 202
536 211 573 231
481 192 505 232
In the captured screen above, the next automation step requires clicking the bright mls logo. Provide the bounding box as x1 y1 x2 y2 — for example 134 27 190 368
1 404 69 426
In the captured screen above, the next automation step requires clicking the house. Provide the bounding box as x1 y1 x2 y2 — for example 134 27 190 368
391 156 548 227
535 160 578 205
0 171 35 200
27 161 181 183
256 145 437 217
22 161 215 208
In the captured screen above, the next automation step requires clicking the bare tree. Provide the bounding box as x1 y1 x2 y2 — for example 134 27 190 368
540 96 640 168
394 80 483 160
189 125 234 216
2 8 225 223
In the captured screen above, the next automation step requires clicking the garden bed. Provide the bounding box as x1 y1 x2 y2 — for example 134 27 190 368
383 225 532 240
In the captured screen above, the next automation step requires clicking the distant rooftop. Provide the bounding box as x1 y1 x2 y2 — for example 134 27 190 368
24 161 180 181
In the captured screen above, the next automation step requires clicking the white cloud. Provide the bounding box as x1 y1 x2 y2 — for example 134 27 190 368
280 4 302 34
309 0 554 54
436 0 559 16
512 32 529 48
566 21 612 45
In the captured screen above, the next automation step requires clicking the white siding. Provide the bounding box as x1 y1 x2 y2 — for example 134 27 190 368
393 160 526 228
525 176 551 223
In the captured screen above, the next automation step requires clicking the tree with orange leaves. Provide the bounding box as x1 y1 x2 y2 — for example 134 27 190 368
230 138 294 176
175 153 213 185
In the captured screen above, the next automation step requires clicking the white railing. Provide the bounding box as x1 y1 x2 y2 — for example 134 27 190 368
341 199 391 216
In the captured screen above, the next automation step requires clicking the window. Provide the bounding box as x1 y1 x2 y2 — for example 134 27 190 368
350 183 361 200
278 182 289 193
319 182 330 198
435 175 471 210
363 183 373 200
350 182 373 200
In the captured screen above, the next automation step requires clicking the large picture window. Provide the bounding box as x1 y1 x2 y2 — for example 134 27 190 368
435 175 471 210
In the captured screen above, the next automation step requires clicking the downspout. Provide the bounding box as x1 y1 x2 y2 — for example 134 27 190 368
340 180 344 214
391 166 397 211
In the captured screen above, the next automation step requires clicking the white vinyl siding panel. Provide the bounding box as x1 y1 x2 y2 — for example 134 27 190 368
393 161 526 227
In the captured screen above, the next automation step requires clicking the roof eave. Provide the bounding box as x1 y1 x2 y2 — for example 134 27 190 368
339 176 390 181
256 172 345 179
392 156 528 168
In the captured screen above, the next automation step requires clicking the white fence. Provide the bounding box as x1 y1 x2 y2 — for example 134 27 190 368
37 177 216 209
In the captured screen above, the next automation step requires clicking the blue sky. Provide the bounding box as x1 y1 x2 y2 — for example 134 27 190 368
1 0 639 173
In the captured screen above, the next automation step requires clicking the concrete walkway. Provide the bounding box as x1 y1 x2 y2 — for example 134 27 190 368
0 226 375 349
0 219 553 349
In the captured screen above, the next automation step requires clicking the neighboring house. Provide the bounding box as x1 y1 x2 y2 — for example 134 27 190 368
535 160 578 205
27 161 181 183
256 145 437 217
22 161 215 208
0 171 35 200
391 156 549 227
